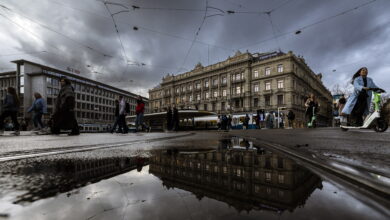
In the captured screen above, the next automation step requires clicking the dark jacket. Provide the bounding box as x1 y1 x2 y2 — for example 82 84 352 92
52 84 77 129
114 103 119 117
2 94 19 112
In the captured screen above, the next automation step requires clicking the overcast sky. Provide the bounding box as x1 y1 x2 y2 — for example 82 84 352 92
0 0 389 97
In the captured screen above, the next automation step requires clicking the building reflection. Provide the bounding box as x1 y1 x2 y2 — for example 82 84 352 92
9 156 147 204
149 139 322 213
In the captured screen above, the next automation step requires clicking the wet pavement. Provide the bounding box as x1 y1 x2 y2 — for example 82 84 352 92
0 137 388 219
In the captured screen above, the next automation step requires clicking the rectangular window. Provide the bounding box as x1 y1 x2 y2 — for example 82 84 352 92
204 104 208 110
277 64 283 73
205 92 209 99
205 81 209 88
265 95 271 106
254 98 259 107
222 77 227 84
176 88 180 93
235 74 241 80
277 95 284 105
266 172 271 182
213 79 218 86
196 94 200 101
189 95 193 101
254 84 259 92
277 80 284 89
236 86 241 94
265 82 271 90
222 89 227 97
278 174 285 184
196 83 200 89
265 67 271 76
221 102 226 111
213 91 218 97
254 70 259 78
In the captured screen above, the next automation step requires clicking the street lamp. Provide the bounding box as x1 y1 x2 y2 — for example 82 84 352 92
277 107 286 128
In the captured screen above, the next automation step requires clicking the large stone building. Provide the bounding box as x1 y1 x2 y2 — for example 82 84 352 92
0 60 148 131
149 51 333 127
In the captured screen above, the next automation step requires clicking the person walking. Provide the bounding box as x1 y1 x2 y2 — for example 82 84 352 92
172 106 179 131
166 106 172 131
110 99 121 133
118 96 128 134
0 87 20 135
287 110 295 128
27 92 47 131
227 115 232 130
244 114 250 129
51 76 80 135
135 96 150 132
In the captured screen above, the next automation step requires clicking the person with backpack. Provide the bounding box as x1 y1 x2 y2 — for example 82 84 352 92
0 87 20 136
27 92 47 131
135 96 150 132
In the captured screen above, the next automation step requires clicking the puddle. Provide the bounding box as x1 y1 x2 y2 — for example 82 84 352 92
0 138 388 219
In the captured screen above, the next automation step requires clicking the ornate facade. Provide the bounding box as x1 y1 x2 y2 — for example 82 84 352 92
149 51 333 127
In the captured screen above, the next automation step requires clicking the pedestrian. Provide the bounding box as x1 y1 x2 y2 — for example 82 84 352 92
341 67 379 126
287 110 295 128
135 96 150 132
217 115 221 130
50 76 80 135
110 99 121 133
305 94 319 128
337 94 346 116
27 92 47 131
0 87 20 135
172 106 179 131
227 115 232 130
221 114 228 131
244 114 250 129
118 96 128 134
166 106 172 131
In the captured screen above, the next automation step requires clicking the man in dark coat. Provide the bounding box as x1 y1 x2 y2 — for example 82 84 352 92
166 106 172 131
172 106 179 131
51 76 79 135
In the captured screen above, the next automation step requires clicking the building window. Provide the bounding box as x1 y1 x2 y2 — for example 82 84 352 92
265 67 271 76
254 98 259 107
265 82 271 90
277 95 284 105
254 84 259 92
189 95 193 102
265 172 271 182
277 158 284 168
204 104 208 110
221 102 226 111
205 81 209 88
265 95 271 106
196 83 200 89
222 89 227 97
189 84 192 90
277 64 283 73
254 70 259 78
196 94 200 101
277 80 284 89
235 74 241 80
205 92 209 99
222 77 227 84
176 88 180 93
213 79 218 86
213 91 218 97
278 174 285 184
212 103 216 111
236 86 241 94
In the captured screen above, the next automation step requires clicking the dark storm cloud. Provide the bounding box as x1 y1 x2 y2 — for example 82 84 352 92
1 0 390 96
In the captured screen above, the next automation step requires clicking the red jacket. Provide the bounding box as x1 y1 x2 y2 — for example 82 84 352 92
136 102 145 114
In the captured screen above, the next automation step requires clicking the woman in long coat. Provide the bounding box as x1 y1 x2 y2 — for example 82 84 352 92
341 67 379 125
51 76 79 135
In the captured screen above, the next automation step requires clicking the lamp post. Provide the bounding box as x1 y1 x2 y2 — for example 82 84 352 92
277 107 286 128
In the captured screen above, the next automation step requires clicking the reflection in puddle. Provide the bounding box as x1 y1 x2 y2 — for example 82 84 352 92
0 156 147 204
150 138 322 213
0 138 387 220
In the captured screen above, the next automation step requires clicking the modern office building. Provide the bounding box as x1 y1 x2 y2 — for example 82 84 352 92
0 60 148 131
149 51 333 127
